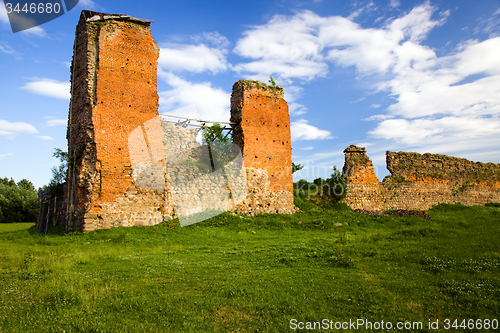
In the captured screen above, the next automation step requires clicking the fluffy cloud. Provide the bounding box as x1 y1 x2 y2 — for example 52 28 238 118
159 32 229 74
20 79 70 99
370 116 500 149
233 11 328 81
0 120 38 137
291 119 333 141
233 4 447 80
159 44 228 74
158 71 230 122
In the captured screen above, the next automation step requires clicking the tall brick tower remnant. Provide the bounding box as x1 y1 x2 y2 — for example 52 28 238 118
230 80 296 215
66 11 162 231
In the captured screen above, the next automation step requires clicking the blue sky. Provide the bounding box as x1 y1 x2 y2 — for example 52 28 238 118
1 0 500 188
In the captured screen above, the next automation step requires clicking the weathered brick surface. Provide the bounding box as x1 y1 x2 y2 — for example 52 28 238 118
342 145 500 210
66 11 162 230
230 80 296 214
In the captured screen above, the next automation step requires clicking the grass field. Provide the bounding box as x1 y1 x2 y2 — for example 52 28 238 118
0 223 35 234
0 200 499 332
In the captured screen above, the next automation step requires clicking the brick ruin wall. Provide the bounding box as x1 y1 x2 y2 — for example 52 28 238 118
65 11 295 231
231 80 297 215
342 145 500 210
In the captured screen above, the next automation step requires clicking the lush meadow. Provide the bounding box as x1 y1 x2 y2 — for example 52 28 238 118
0 200 499 332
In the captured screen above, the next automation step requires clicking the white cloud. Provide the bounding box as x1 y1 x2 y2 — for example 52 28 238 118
369 116 500 145
389 0 400 8
233 11 328 81
46 119 67 127
377 38 500 120
370 104 381 109
159 44 228 74
321 3 446 75
0 43 16 54
192 32 229 48
348 1 378 21
232 3 445 80
20 79 70 99
301 146 314 150
158 71 230 122
37 135 54 141
0 120 38 137
20 25 46 36
159 32 229 74
0 152 13 159
476 8 500 38
363 114 393 121
284 85 308 115
289 102 308 116
291 119 333 141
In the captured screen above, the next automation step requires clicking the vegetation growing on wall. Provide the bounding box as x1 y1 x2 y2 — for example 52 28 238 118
386 151 500 185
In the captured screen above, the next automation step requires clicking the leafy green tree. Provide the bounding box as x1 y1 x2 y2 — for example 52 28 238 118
0 178 38 222
296 166 348 203
47 148 69 195
323 166 348 202
202 123 231 145
201 123 234 171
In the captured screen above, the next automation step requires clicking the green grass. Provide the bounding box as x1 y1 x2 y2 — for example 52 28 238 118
0 202 499 332
0 223 35 233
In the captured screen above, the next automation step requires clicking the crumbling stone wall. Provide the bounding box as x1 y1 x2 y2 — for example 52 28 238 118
65 12 296 231
342 145 500 210
230 80 297 215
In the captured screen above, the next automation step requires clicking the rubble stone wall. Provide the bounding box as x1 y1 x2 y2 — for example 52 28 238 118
342 145 500 211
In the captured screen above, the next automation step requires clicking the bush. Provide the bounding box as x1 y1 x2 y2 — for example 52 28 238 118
485 202 500 208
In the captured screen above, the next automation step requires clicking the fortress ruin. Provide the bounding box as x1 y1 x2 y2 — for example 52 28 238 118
61 11 499 232
64 11 295 231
